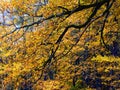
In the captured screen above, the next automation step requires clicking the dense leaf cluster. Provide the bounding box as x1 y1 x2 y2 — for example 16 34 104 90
0 0 120 89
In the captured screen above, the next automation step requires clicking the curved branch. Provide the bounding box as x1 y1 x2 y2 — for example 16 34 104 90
100 0 115 50
2 0 110 38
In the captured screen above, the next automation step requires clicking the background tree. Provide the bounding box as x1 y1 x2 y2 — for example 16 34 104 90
0 0 120 89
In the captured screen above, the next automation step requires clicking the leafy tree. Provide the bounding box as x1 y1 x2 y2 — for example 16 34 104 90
0 0 120 89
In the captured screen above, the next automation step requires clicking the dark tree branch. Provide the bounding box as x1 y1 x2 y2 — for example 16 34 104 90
2 0 110 38
100 0 115 50
56 0 106 44
31 0 113 84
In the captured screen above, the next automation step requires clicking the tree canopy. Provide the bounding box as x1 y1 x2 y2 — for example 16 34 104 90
0 0 120 89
